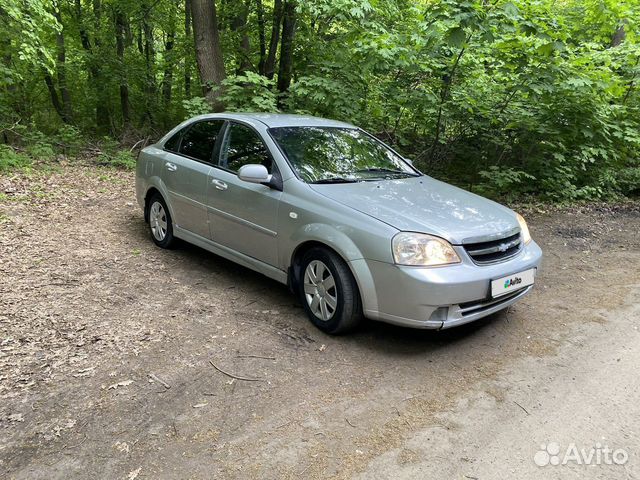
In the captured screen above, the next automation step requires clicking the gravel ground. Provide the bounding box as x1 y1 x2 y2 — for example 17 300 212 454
0 166 639 479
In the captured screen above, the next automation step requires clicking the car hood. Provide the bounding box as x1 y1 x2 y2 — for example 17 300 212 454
309 176 519 244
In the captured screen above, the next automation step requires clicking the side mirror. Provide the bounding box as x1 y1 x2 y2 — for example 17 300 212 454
404 157 414 166
238 164 272 184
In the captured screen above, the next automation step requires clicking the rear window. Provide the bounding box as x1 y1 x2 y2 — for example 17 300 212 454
178 120 225 162
163 130 182 152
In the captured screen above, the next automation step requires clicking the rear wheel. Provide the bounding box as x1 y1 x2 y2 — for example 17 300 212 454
298 247 362 334
148 194 176 249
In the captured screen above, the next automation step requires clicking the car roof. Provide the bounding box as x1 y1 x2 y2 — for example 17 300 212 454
190 113 356 129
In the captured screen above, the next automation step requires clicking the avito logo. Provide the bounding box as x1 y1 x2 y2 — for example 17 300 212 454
504 277 522 289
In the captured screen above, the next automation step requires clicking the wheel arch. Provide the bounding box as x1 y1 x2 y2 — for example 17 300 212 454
143 181 174 224
143 186 161 223
288 240 367 308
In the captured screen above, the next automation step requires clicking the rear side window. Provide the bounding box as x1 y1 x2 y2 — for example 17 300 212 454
220 123 272 173
178 120 225 162
164 130 182 152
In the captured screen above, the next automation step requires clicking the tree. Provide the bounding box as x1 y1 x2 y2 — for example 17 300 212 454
115 8 130 125
189 0 226 109
276 0 296 101
263 0 282 79
1 0 640 200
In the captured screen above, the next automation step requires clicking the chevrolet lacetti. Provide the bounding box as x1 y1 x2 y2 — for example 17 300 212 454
136 113 542 334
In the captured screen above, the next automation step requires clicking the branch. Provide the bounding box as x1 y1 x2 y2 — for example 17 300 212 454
209 360 263 382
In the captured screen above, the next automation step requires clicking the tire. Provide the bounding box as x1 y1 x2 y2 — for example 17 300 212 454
298 247 363 334
147 194 176 249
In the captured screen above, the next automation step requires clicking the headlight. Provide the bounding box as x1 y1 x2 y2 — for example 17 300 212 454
516 213 532 244
392 232 461 266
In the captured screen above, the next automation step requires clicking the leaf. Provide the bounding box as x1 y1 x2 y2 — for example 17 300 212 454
553 41 565 51
445 27 466 48
503 2 520 19
537 43 554 56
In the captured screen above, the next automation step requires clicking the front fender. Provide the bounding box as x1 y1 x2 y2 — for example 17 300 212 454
286 223 380 314
288 222 364 262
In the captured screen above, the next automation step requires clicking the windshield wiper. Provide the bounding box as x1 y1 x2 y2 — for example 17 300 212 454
311 177 360 184
355 167 420 177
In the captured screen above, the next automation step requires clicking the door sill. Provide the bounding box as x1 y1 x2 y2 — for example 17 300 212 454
173 226 288 284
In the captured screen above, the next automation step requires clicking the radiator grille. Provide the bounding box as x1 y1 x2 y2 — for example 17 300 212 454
463 232 522 264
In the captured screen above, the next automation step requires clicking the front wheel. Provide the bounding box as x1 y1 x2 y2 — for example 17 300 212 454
298 248 363 334
148 194 176 248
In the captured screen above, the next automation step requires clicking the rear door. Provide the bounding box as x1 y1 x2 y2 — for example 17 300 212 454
162 119 224 238
207 122 282 266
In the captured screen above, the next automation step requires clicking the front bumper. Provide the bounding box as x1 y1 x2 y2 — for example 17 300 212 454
350 240 542 329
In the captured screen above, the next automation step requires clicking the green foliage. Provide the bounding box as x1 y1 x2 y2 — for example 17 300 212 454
0 145 32 172
21 131 56 160
182 97 212 119
54 125 85 155
0 0 639 200
477 166 536 198
217 72 279 112
103 150 136 169
96 138 136 170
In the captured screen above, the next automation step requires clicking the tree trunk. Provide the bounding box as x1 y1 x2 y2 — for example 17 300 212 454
162 2 176 105
76 0 91 51
92 0 110 130
611 22 626 47
264 0 282 79
142 6 156 122
189 0 226 110
277 0 296 99
232 0 252 74
115 10 130 125
136 27 144 54
75 0 110 131
53 6 72 123
44 73 65 120
184 0 192 97
256 0 267 75
162 31 175 103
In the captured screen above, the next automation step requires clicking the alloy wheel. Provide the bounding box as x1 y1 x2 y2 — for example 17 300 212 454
303 260 338 321
149 201 168 241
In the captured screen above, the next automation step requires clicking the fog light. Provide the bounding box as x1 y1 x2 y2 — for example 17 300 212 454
428 307 449 322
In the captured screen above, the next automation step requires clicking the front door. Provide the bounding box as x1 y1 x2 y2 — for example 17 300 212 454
162 119 224 238
207 122 282 267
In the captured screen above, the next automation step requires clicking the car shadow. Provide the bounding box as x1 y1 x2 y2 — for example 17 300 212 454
132 218 508 352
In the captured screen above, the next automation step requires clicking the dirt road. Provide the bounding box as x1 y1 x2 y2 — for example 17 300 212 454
1 166 639 479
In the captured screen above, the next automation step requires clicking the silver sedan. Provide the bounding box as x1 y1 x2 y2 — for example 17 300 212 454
136 113 542 334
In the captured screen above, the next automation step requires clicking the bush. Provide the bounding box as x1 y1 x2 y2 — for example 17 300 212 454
182 97 212 118
218 72 279 112
96 137 136 169
614 167 640 197
0 145 32 172
476 166 537 199
55 125 85 155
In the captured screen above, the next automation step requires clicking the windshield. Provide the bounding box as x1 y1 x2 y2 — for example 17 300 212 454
269 127 419 183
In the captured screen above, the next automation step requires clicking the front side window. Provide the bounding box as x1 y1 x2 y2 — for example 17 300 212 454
269 127 418 183
220 123 272 173
178 120 225 162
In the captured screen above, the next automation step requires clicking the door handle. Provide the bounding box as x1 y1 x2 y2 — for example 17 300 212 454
165 162 177 172
211 179 228 191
